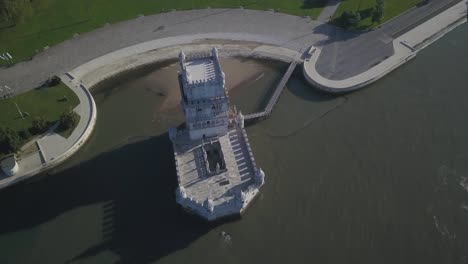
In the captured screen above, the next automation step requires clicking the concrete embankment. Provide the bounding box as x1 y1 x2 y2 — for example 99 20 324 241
303 0 468 93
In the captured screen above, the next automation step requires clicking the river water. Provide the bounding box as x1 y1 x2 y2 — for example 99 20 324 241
0 24 468 264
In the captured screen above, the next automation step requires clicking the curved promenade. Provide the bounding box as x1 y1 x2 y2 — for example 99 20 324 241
304 0 468 93
0 78 97 189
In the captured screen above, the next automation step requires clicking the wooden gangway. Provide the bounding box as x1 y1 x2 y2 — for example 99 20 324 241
244 60 298 121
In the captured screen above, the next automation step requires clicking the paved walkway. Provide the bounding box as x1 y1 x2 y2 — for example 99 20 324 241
317 0 341 22
0 75 97 189
0 9 332 95
303 0 468 92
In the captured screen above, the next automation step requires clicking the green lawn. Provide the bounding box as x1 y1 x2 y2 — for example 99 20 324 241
0 83 80 133
333 0 422 29
0 0 327 67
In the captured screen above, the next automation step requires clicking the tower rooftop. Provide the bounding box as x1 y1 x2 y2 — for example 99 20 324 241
179 48 225 93
184 58 217 84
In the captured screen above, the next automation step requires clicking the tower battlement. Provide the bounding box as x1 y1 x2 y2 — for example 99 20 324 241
179 47 226 91
178 47 229 141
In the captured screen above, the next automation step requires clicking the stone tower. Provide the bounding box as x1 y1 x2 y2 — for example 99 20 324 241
178 48 229 140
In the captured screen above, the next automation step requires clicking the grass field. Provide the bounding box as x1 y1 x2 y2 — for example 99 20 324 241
0 0 327 66
333 0 422 29
0 83 80 133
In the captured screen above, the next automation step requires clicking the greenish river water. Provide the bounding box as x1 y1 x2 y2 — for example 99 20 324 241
0 24 468 264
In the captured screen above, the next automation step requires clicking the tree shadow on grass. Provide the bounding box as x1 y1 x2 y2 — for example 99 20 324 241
311 22 360 47
301 0 331 10
0 132 223 263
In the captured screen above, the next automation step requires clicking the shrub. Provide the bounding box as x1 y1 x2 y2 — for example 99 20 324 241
340 11 361 29
42 75 61 88
0 127 21 154
359 7 375 19
59 111 79 130
372 0 385 23
48 76 61 87
0 0 32 22
31 116 49 134
18 129 32 140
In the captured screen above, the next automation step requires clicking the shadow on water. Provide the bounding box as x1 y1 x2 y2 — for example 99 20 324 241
0 132 221 263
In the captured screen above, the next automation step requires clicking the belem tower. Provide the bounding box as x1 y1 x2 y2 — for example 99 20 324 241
169 47 265 221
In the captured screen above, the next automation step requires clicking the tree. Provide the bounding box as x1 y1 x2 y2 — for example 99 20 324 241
372 0 385 23
340 11 361 29
59 111 78 130
0 0 9 21
0 127 21 154
18 129 31 140
31 116 49 134
44 75 61 87
0 0 32 22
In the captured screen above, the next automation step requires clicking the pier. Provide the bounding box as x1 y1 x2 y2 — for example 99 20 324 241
244 60 299 122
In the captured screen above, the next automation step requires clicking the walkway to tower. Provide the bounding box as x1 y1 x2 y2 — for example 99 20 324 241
244 60 298 122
